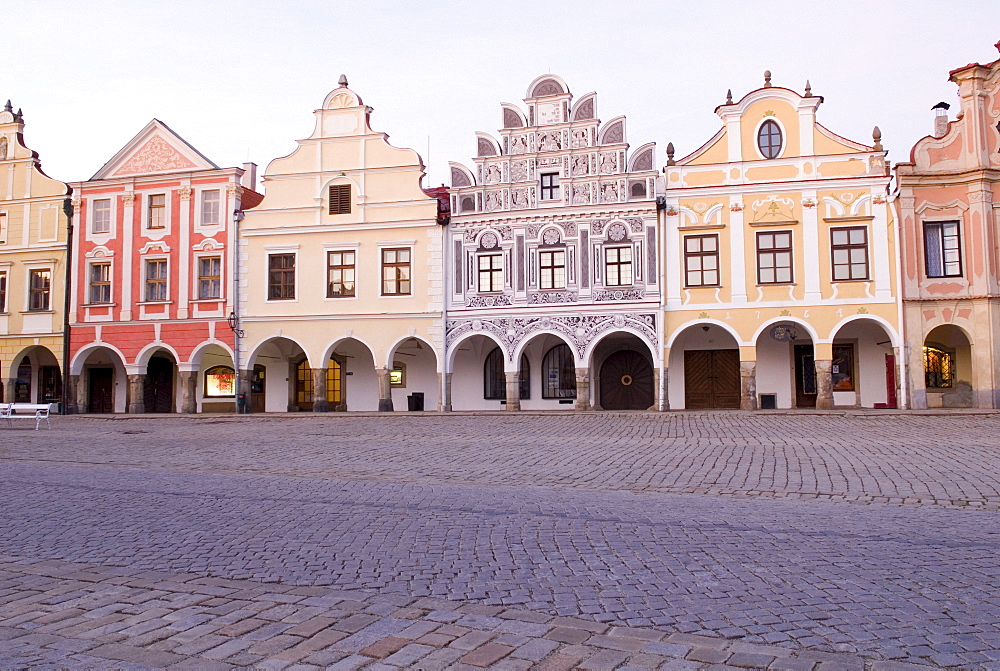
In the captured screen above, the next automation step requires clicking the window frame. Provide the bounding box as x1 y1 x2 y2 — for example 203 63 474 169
200 190 221 226
268 253 296 301
483 348 531 401
381 247 411 296
327 250 356 298
539 172 560 201
390 362 406 387
92 198 112 234
204 365 236 398
757 119 783 159
28 269 51 312
144 258 168 302
538 249 566 290
147 193 166 229
683 234 720 288
88 261 112 304
830 226 869 282
831 343 856 392
756 230 794 285
923 345 955 389
477 252 504 293
329 184 351 215
0 211 6 244
604 245 633 287
923 220 962 278
197 255 222 300
0 271 6 312
541 343 577 399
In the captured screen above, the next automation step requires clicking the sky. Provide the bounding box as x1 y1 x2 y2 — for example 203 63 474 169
3 1 998 190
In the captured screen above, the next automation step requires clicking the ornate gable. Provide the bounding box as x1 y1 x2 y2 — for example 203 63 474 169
91 119 218 180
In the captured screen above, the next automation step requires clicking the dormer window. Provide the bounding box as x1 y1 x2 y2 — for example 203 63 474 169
757 120 782 159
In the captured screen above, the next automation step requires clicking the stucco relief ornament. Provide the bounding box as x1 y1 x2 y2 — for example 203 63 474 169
542 228 561 245
665 206 678 216
0 137 7 160
730 203 743 212
480 232 498 249
512 189 529 209
179 186 193 201
472 320 483 332
485 191 503 212
539 132 561 151
572 155 588 176
608 223 628 241
602 183 619 203
801 198 817 208
113 136 196 176
485 165 501 184
571 130 589 148
510 136 528 154
511 161 528 182
572 186 590 205
872 194 887 205
599 152 618 174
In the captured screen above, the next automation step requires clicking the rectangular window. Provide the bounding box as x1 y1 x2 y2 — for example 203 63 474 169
145 259 167 301
198 256 221 299
478 253 504 292
605 246 633 287
382 248 411 296
539 250 566 290
831 226 869 281
684 235 719 287
327 250 356 297
757 231 793 284
89 262 111 304
0 272 6 312
923 346 954 388
201 190 220 225
831 343 855 391
92 199 111 234
390 362 406 387
540 173 560 201
268 253 296 300
0 212 6 243
329 184 351 214
924 221 962 278
148 194 166 229
29 269 51 311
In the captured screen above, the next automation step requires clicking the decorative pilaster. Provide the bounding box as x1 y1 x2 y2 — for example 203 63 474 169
504 371 521 411
178 370 198 414
740 361 757 411
312 367 330 412
377 367 394 412
574 367 591 411
815 360 834 410
127 374 145 414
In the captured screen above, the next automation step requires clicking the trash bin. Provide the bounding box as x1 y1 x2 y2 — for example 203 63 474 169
237 393 248 414
407 392 424 412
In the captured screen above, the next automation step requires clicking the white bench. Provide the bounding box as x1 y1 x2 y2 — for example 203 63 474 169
0 403 54 430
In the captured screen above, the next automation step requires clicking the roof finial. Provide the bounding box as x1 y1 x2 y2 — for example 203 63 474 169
872 126 883 152
3 100 11 112
764 70 772 88
805 80 812 96
338 74 348 87
726 89 733 105
666 142 676 166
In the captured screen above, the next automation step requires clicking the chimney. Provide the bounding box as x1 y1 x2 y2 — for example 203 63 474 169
241 162 257 191
932 102 950 138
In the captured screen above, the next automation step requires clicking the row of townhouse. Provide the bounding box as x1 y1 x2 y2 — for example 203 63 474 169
3 43 999 414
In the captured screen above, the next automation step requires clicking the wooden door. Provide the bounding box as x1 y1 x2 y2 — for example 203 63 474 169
684 349 740 409
294 359 313 411
794 344 817 408
884 353 898 409
144 357 174 413
600 351 654 410
251 365 266 413
88 368 114 413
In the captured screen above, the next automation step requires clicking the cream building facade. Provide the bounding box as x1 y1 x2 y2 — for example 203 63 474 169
0 101 71 408
239 77 445 412
662 74 902 410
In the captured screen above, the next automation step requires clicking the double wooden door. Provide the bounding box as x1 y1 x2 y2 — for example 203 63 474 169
88 368 114 413
684 349 740 409
143 356 174 413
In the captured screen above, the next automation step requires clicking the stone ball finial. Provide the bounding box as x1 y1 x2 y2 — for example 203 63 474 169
666 142 676 166
764 70 772 87
338 74 348 87
872 126 883 151
726 89 733 104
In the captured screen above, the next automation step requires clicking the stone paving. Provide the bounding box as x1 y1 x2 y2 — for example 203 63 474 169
0 411 997 669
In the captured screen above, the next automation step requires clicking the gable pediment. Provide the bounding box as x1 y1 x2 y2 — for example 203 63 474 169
91 119 218 180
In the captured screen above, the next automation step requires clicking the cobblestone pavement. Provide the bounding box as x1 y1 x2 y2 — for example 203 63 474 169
0 412 998 669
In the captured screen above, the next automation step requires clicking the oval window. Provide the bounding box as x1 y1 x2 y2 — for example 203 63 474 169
757 119 782 159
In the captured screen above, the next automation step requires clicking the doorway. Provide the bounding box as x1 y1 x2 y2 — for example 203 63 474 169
600 350 654 410
88 368 114 413
144 356 174 413
793 344 817 408
251 364 266 413
684 349 740 409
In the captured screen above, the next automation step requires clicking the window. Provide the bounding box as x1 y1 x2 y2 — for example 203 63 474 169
540 173 560 201
268 254 296 299
201 190 220 225
924 221 962 278
542 343 576 399
390 362 406 387
483 348 531 400
198 256 221 299
757 119 782 159
684 235 719 287
0 272 6 312
0 212 7 243
29 269 50 311
204 365 235 397
831 344 855 391
147 194 166 229
329 184 351 214
539 250 566 290
923 346 954 389
605 246 633 286
757 231 793 284
92 199 111 234
145 259 167 301
327 251 356 297
382 248 411 296
831 227 869 281
326 358 343 405
89 262 111 304
478 253 503 292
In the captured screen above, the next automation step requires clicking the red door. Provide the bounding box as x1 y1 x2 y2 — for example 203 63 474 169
884 353 897 409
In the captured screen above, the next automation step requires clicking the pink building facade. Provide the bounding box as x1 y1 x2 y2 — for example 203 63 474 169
896 42 1000 408
67 120 260 414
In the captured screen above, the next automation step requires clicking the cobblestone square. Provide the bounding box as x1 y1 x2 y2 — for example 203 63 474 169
0 411 997 669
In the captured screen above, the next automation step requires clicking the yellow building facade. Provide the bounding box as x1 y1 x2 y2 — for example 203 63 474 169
662 75 902 410
239 78 445 412
0 102 71 407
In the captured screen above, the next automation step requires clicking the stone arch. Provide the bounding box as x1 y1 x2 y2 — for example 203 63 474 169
751 317 821 346
586 330 658 411
828 314 899 347
526 74 570 99
571 93 596 121
134 342 182 370
446 330 507 372
385 335 438 371
666 318 743 349
583 326 657 370
246 335 313 369
70 342 128 376
512 330 580 368
188 340 235 368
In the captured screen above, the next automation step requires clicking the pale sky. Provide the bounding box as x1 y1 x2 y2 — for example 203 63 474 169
4 1 998 190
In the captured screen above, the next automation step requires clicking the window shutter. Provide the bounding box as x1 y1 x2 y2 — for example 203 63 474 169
329 184 351 214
